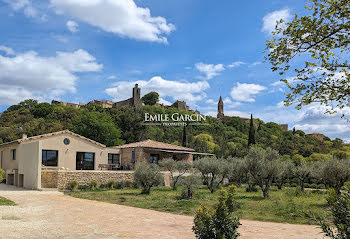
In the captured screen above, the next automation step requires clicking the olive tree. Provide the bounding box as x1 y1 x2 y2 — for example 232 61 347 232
226 157 247 187
315 159 350 195
245 146 283 199
276 160 294 190
134 161 163 194
293 162 313 191
181 173 201 199
194 157 229 193
159 158 192 190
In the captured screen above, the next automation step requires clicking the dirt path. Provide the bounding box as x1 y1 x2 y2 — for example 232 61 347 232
0 185 323 239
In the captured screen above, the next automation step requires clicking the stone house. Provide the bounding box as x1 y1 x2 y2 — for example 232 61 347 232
0 130 202 190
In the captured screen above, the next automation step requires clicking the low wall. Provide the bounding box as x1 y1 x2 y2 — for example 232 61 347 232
41 171 58 188
42 170 172 190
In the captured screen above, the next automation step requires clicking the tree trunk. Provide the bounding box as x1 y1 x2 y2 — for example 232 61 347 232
263 188 269 199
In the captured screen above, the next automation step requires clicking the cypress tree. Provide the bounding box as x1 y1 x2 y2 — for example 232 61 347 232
182 125 188 147
248 114 256 146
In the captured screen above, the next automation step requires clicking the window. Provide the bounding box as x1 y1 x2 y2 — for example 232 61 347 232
150 154 159 164
42 150 58 166
63 138 70 145
11 149 16 160
108 154 120 164
76 152 95 170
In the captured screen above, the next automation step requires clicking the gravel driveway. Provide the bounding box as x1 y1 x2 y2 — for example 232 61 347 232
0 184 323 239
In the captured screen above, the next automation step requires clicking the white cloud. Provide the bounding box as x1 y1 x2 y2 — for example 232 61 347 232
205 99 216 105
66 20 79 32
105 76 210 106
0 46 15 55
195 62 225 80
262 8 292 35
107 75 117 80
159 98 171 106
230 83 266 102
251 61 263 67
2 0 46 20
227 61 245 68
50 0 175 43
0 47 102 105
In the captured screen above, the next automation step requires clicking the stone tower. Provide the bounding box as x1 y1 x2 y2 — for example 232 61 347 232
217 96 224 120
132 84 141 106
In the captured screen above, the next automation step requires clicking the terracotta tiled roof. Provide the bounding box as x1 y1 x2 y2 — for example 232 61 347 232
113 139 195 152
0 130 106 148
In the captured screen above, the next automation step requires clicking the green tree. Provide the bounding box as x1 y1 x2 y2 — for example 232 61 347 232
245 146 283 198
192 134 217 153
293 162 312 191
265 0 350 113
248 114 255 146
159 158 192 190
141 92 159 105
319 187 350 238
193 185 240 239
73 109 123 146
134 162 163 194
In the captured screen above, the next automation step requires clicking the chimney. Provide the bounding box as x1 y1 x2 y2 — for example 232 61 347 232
22 134 28 139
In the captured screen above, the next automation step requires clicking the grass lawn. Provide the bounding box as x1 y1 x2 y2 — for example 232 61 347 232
0 196 16 206
66 185 330 225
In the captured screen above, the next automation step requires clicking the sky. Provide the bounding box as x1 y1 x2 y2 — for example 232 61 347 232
0 0 349 141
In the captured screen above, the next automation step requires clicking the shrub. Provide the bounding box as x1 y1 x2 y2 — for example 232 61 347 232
290 183 298 188
310 183 318 189
107 181 115 189
68 181 78 191
78 185 89 190
125 180 134 188
0 168 4 183
180 174 201 200
134 162 163 194
304 183 310 188
193 185 240 239
319 187 350 238
245 185 258 192
114 181 125 189
89 180 98 190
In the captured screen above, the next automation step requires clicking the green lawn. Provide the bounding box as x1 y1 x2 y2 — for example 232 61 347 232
0 196 16 206
66 185 330 225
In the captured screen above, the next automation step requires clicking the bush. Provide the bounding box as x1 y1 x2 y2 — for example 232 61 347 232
290 183 298 188
107 181 115 189
78 185 89 190
193 185 240 239
0 168 4 183
245 185 258 192
310 183 318 189
125 180 134 188
114 181 125 189
89 180 98 190
68 181 78 191
304 183 310 188
319 187 350 238
134 162 163 194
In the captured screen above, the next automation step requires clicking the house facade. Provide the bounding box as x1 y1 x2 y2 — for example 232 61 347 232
0 130 202 190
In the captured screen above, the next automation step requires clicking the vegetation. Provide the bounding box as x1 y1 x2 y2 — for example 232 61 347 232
181 174 201 200
193 186 240 239
0 196 16 206
66 184 330 225
248 114 255 146
141 92 159 106
0 99 345 160
159 158 192 190
0 168 4 182
89 180 98 190
320 187 350 238
68 181 78 191
134 162 163 194
265 0 350 113
245 147 283 198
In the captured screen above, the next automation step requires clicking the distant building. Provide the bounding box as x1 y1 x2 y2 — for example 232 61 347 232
51 100 85 109
90 100 114 108
217 96 224 120
280 124 289 131
307 132 325 141
113 84 142 107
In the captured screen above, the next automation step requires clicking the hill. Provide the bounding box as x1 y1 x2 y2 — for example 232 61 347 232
0 99 347 161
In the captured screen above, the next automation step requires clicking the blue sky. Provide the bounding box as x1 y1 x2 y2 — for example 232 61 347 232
0 0 349 141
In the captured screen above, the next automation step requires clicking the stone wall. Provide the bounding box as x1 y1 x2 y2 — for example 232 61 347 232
56 171 134 190
41 171 58 188
41 170 172 190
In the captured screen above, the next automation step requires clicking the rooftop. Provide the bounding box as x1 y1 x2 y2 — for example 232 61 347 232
113 139 195 152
